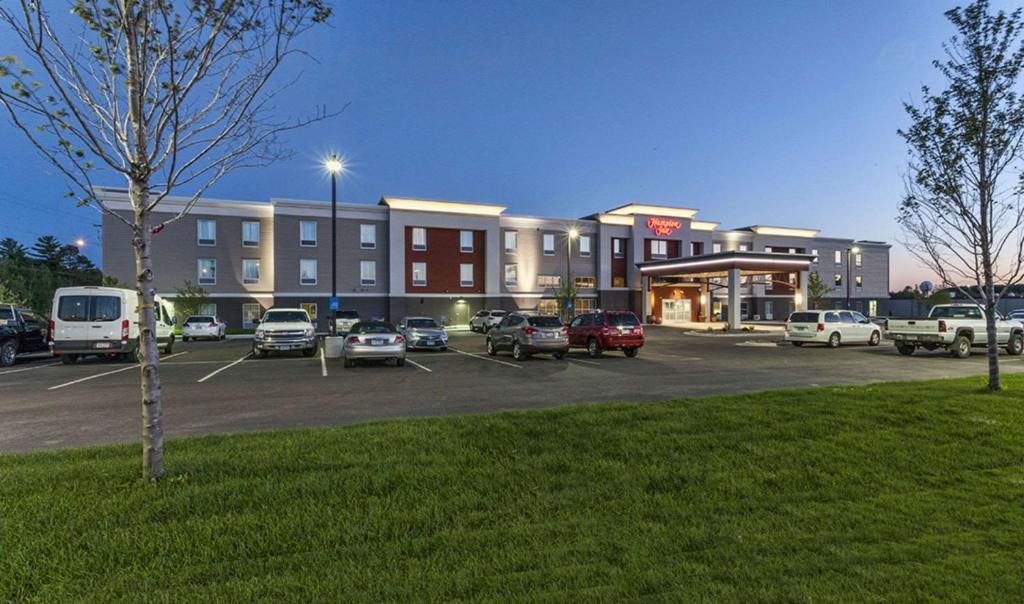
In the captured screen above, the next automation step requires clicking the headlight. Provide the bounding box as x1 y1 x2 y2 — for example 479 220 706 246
255 329 265 338
305 327 315 337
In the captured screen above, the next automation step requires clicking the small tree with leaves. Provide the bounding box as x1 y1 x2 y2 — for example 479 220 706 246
899 0 1024 391
173 280 210 327
0 1 333 478
806 272 834 309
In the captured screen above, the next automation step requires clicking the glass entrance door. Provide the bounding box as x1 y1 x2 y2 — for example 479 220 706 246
662 298 691 323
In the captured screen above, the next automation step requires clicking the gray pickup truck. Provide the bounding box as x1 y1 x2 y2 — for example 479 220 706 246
886 303 1024 358
0 304 49 366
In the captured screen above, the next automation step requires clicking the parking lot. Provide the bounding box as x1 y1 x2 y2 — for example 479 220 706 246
2 325 1022 453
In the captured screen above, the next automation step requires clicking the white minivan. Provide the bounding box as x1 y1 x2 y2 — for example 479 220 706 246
50 286 175 364
785 310 882 348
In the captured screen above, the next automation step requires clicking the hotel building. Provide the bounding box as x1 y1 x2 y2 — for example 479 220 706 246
99 188 891 329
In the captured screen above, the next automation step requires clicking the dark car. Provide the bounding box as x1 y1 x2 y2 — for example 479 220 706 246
486 313 568 361
0 304 49 367
567 310 644 358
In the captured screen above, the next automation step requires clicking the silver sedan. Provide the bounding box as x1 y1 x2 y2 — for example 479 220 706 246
342 321 406 368
398 316 449 351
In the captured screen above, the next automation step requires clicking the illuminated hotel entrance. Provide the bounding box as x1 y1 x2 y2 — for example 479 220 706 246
661 299 691 324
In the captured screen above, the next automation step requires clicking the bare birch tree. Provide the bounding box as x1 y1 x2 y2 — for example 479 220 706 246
0 0 334 478
899 0 1024 392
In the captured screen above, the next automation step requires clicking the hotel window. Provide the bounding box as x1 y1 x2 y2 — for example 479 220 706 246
242 221 260 247
242 303 262 328
537 275 561 288
537 299 558 314
505 263 518 286
612 276 626 287
788 273 797 285
460 230 474 252
650 240 668 258
197 259 216 284
412 227 427 251
197 219 216 246
576 298 596 313
811 249 819 263
504 230 518 254
299 259 317 285
299 221 317 247
360 224 376 249
834 273 843 287
691 242 704 256
855 253 863 268
712 242 722 254
855 275 863 290
242 259 260 284
738 243 750 252
198 303 217 316
360 260 376 286
412 262 427 286
460 263 474 287
613 238 625 258
579 235 591 257
543 233 555 256
300 303 318 321
834 250 842 264
575 276 596 288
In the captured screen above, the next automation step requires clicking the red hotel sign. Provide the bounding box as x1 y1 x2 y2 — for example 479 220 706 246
646 217 683 236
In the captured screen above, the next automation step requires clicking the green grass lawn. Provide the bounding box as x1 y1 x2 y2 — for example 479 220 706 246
4 376 1024 602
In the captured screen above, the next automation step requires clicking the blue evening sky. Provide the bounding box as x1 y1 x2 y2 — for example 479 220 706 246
1 1 1012 288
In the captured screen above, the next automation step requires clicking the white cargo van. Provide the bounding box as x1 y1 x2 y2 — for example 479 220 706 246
50 286 175 364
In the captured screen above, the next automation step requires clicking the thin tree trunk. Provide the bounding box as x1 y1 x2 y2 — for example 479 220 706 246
984 276 1001 392
131 181 164 479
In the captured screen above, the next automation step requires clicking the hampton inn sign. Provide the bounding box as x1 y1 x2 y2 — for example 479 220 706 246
646 216 683 236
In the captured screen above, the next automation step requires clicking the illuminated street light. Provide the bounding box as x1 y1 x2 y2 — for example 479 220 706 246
74 238 86 247
323 154 345 334
324 155 344 174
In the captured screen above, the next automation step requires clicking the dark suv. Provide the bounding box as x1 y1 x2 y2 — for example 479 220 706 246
486 313 568 361
567 311 644 358
0 304 49 367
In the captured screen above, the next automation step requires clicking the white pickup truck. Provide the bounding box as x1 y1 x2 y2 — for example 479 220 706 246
886 304 1024 358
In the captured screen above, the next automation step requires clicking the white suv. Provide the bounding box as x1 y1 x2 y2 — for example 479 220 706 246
785 310 882 348
469 310 508 333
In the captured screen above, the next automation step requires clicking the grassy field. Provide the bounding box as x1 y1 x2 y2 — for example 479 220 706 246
4 375 1024 602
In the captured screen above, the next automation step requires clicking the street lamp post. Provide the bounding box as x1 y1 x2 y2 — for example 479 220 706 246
324 155 344 334
846 245 860 310
566 228 578 322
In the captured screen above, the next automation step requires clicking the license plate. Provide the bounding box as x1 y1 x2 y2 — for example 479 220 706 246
794 326 806 331
370 339 385 346
95 342 111 349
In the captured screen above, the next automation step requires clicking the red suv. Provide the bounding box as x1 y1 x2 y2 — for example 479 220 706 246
567 311 644 358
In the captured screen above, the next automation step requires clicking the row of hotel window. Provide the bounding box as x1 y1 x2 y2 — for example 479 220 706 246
193 219 381 249
194 257 598 289
736 272 866 291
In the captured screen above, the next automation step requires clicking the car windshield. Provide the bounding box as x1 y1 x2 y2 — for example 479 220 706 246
789 312 820 323
0 307 13 321
407 319 439 329
491 311 508 316
352 321 395 334
606 313 640 327
528 316 562 327
339 311 359 319
186 316 214 324
263 311 309 323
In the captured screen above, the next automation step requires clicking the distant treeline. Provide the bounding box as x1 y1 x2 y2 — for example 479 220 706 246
0 235 123 314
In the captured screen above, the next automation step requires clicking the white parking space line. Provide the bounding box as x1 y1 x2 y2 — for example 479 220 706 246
197 352 252 383
320 347 328 377
405 358 433 372
569 358 601 366
0 362 60 377
48 352 187 391
448 346 522 369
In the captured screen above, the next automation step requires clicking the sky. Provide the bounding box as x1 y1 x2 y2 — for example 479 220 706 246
1 0 1014 289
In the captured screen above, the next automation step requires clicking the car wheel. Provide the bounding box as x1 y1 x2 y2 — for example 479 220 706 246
182 336 190 342
486 338 497 356
827 332 841 348
343 357 354 368
163 338 173 355
951 335 972 359
440 346 448 352
869 331 881 346
302 347 316 357
396 357 406 367
791 341 804 347
252 346 265 359
897 344 916 356
220 333 226 340
553 350 566 360
60 354 78 365
512 341 526 361
1007 333 1024 356
624 347 638 358
587 338 602 358
1 340 17 367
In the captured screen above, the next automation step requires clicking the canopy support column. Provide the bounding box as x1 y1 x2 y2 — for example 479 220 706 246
727 268 742 330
